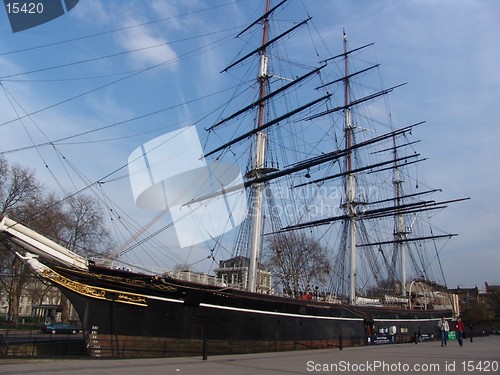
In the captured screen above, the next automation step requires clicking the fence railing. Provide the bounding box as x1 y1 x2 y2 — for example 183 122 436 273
0 328 494 359
0 329 86 358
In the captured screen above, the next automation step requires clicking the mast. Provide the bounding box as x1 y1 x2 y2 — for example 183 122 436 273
393 136 408 296
343 31 357 305
247 0 271 293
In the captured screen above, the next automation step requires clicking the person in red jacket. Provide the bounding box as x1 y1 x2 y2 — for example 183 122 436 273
455 317 465 347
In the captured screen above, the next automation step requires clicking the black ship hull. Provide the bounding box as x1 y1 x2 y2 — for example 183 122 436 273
42 264 448 358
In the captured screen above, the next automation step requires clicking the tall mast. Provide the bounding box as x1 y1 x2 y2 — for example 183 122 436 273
247 0 271 293
343 31 357 305
393 135 408 296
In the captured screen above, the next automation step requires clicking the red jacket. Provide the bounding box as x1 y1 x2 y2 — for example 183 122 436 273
456 321 465 332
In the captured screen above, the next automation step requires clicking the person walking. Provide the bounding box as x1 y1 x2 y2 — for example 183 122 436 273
455 317 465 347
438 317 449 347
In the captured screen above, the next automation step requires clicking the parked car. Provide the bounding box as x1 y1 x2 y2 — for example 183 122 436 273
41 322 82 334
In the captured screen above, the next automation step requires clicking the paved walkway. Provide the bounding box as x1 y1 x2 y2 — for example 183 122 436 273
1 336 499 374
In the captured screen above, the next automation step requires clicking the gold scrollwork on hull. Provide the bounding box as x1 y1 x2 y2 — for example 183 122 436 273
55 267 177 292
42 268 148 306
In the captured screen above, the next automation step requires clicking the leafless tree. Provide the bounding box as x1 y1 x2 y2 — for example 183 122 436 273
264 232 332 298
0 157 44 324
62 194 113 256
0 156 113 324
57 194 113 321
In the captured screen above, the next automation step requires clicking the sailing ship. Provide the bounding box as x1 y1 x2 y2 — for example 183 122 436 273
0 0 468 358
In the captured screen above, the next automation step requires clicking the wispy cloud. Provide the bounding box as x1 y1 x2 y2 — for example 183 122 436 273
114 18 178 69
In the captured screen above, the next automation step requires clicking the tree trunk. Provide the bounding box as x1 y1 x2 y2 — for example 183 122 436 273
60 294 70 322
10 277 20 327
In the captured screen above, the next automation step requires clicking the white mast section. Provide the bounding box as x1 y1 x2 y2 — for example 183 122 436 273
343 31 357 306
248 130 267 293
247 0 271 293
394 164 409 296
347 118 357 305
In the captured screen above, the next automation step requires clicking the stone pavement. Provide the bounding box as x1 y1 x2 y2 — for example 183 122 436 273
1 336 499 374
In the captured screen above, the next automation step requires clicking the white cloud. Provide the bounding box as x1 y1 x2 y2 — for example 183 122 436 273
114 19 178 69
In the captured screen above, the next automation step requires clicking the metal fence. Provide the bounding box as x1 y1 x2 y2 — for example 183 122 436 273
0 329 87 358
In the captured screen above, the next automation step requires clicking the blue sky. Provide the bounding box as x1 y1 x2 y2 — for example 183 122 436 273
0 0 499 289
